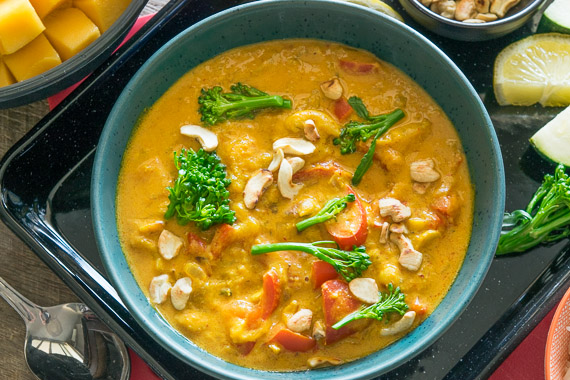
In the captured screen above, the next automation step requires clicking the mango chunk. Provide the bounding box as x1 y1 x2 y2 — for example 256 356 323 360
0 0 46 55
29 0 71 19
73 0 131 32
0 59 16 87
3 34 61 82
44 8 100 61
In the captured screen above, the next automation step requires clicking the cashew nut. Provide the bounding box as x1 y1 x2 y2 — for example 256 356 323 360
349 278 380 304
380 311 416 336
273 138 316 155
410 159 440 183
149 274 171 304
243 169 273 209
158 230 184 260
312 320 326 341
284 110 340 137
320 78 343 100
268 149 284 172
180 124 218 152
286 157 305 174
170 277 193 310
278 158 303 199
378 197 411 222
379 221 390 244
287 309 313 333
490 0 520 17
307 356 343 368
455 0 477 20
303 119 321 142
390 233 423 271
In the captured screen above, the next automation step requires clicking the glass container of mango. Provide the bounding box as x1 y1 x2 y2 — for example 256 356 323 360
0 0 149 109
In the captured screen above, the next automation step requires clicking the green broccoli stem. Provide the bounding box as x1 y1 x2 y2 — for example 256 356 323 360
496 164 570 255
212 96 291 115
295 193 356 232
332 283 408 329
251 241 371 282
352 109 404 185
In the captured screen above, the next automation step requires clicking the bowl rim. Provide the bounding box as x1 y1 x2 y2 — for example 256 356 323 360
545 285 570 379
400 0 546 28
92 0 505 378
0 0 149 109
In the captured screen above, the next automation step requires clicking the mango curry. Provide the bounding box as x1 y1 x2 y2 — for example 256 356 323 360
116 39 474 370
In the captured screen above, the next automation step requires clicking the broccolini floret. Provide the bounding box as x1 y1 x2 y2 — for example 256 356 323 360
332 283 408 329
296 193 356 232
333 97 404 185
164 148 235 230
251 241 371 282
198 83 292 126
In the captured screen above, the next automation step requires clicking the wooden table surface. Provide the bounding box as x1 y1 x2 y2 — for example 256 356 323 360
0 1 168 379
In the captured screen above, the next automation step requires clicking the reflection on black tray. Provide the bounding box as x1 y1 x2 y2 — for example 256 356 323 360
1 0 570 379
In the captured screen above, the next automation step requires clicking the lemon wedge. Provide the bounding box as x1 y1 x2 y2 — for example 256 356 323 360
339 0 405 22
493 33 570 107
530 106 570 165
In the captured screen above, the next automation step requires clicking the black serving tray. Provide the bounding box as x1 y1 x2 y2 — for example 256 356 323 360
1 0 569 379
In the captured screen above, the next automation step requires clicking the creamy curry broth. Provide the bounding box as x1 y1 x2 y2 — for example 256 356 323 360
116 39 473 370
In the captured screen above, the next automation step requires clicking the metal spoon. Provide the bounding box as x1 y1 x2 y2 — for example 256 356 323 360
0 276 130 380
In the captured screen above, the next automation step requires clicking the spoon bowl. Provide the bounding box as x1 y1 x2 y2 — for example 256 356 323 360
0 276 130 380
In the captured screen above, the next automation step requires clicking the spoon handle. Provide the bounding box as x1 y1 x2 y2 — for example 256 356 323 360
0 276 43 323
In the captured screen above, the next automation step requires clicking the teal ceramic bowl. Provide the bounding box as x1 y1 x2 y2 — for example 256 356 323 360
92 0 505 378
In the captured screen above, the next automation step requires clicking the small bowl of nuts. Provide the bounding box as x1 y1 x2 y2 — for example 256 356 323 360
398 0 547 40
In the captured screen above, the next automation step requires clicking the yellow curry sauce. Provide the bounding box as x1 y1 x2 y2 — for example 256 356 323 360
116 39 473 370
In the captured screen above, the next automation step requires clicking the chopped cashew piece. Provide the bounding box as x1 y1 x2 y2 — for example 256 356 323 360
380 311 416 336
158 230 184 260
410 159 440 183
455 0 477 20
180 124 218 152
171 277 193 310
313 320 326 340
320 78 343 100
287 309 313 333
476 12 498 21
278 158 303 199
349 278 380 304
286 157 305 174
149 274 171 304
268 149 284 172
431 0 457 18
390 233 423 271
308 356 344 368
303 119 320 142
490 0 520 17
273 138 316 155
243 169 273 209
379 221 390 244
378 197 412 222
389 223 408 234
475 0 491 13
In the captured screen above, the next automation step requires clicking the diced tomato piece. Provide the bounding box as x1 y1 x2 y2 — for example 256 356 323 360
312 260 338 289
339 59 379 75
271 327 316 352
209 224 235 258
235 341 255 355
326 188 368 250
187 232 208 255
321 279 362 344
260 268 281 319
333 97 353 121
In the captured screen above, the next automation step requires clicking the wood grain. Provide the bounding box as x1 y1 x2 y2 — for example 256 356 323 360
0 1 168 379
